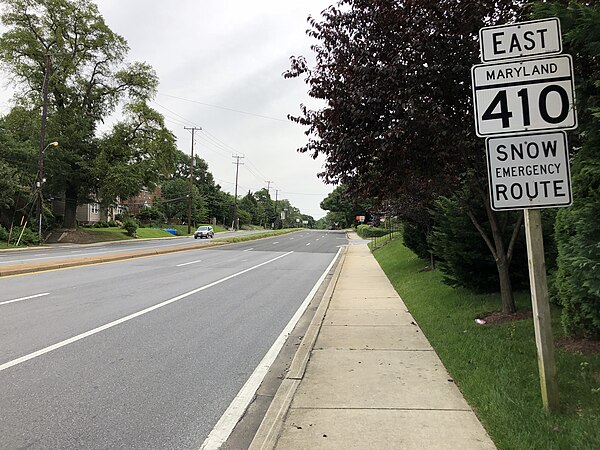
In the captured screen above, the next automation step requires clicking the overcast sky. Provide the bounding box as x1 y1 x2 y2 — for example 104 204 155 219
89 0 335 219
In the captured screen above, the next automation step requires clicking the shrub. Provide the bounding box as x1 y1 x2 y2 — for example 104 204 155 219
356 224 388 238
0 224 8 241
430 196 531 293
11 226 40 245
137 206 165 223
122 218 138 237
554 139 600 338
402 222 431 260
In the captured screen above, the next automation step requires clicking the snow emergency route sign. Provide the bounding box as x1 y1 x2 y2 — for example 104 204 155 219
472 55 577 137
486 131 572 210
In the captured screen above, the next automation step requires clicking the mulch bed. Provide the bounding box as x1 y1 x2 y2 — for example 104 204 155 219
477 310 533 325
556 337 600 355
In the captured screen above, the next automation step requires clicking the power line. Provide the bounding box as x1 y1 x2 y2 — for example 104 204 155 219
158 92 290 123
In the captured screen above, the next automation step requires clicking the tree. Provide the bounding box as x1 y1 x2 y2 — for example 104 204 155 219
96 101 178 210
533 2 600 338
0 0 161 228
0 118 33 212
239 190 259 224
320 185 371 228
287 0 527 312
158 178 206 225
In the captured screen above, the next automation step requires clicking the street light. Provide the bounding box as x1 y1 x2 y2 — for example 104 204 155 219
37 141 59 241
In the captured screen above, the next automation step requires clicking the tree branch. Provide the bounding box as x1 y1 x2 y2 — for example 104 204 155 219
506 212 524 264
466 207 497 260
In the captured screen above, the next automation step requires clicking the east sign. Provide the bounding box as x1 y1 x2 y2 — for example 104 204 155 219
479 18 562 62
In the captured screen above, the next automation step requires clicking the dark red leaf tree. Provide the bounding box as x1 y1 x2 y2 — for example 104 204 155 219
286 0 527 313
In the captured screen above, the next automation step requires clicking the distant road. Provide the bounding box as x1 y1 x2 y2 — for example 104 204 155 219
0 230 347 449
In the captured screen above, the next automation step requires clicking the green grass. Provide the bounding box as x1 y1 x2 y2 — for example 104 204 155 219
214 228 297 243
80 226 297 244
373 238 600 450
81 227 132 241
168 224 227 236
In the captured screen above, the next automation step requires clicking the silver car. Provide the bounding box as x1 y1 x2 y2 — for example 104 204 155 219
194 226 214 239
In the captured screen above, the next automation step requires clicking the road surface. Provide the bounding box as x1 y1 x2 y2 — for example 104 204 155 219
0 230 347 449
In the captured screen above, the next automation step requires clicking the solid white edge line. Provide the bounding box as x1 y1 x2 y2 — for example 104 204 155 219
200 247 343 450
0 251 294 374
0 292 50 306
176 259 203 267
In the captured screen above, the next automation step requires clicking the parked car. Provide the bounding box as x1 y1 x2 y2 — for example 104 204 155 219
194 226 214 239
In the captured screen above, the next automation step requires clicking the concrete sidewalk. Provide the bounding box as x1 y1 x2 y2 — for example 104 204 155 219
250 235 496 449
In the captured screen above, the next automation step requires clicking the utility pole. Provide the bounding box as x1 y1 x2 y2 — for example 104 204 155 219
184 126 201 235
264 181 273 228
37 55 51 242
275 189 279 229
232 155 244 230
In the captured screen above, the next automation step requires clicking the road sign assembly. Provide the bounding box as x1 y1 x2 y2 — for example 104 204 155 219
486 131 572 210
472 17 578 413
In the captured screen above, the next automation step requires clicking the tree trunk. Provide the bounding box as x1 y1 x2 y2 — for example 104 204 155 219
496 255 516 314
486 203 517 314
62 185 78 229
468 195 519 314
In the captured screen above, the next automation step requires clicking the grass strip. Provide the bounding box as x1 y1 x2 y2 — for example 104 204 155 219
373 238 600 450
214 228 298 244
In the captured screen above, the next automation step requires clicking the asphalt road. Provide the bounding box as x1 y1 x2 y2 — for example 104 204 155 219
0 230 347 449
0 229 267 268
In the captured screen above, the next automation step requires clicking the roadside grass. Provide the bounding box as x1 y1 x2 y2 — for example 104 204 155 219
170 224 227 236
214 228 297 243
80 226 298 244
373 238 600 450
79 228 131 241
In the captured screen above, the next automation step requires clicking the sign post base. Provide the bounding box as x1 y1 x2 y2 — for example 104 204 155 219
524 208 560 412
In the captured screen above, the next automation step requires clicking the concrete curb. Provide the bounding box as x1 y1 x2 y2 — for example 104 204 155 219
248 245 348 450
0 241 228 277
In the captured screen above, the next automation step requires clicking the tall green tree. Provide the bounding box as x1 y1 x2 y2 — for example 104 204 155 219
158 178 206 225
533 2 600 338
320 185 371 228
0 121 32 211
97 102 178 210
0 0 161 227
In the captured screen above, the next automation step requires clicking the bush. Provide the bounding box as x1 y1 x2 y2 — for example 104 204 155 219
107 220 118 227
554 140 600 338
10 226 40 245
402 222 431 260
0 224 8 241
430 195 531 293
137 206 165 224
356 224 389 238
122 218 138 237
